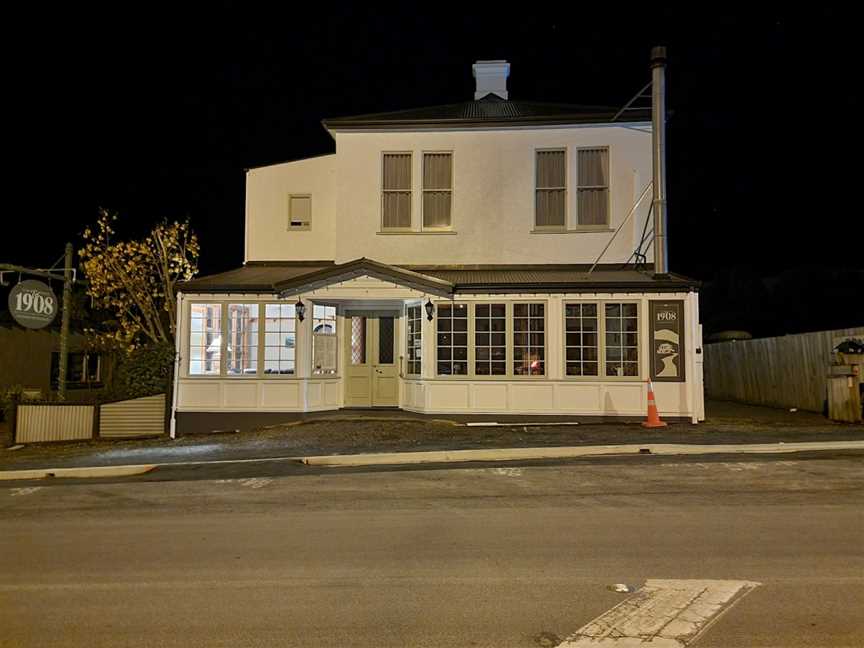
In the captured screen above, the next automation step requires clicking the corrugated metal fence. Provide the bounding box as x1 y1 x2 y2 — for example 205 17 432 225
15 405 95 443
15 394 166 443
703 326 864 412
100 394 166 438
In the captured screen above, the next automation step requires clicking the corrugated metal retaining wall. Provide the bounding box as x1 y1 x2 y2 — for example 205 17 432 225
99 394 166 438
16 405 95 443
703 326 864 412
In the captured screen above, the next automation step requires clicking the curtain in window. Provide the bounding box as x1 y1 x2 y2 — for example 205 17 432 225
536 150 566 227
423 153 452 228
577 148 609 225
383 154 411 228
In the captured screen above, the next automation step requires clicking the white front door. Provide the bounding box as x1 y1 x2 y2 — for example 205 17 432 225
344 311 399 407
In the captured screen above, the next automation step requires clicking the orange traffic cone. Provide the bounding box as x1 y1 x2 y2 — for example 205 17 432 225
642 379 668 428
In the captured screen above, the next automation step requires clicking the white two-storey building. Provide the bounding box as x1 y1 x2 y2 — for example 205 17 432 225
172 57 704 435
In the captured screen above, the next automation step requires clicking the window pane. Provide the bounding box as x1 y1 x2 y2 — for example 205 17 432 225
436 303 468 376
577 148 609 226
382 192 411 228
378 316 394 364
350 316 366 365
263 303 296 375
474 303 506 377
189 303 222 375
423 192 451 228
226 304 259 376
406 305 423 375
564 302 599 377
604 302 639 378
536 150 566 228
312 305 337 375
289 195 311 229
512 303 545 376
383 153 411 190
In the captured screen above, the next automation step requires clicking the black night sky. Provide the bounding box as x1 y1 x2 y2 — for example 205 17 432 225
4 5 862 337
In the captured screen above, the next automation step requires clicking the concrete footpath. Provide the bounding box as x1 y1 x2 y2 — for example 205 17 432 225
1 400 862 478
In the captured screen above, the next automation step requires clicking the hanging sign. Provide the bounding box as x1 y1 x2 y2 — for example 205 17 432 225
8 279 58 329
649 300 685 382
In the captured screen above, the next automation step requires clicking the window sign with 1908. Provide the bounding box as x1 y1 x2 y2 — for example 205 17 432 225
8 279 58 329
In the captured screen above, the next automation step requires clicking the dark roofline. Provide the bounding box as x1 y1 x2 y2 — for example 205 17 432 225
323 113 651 131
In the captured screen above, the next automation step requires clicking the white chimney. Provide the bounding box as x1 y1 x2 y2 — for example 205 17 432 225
472 60 510 100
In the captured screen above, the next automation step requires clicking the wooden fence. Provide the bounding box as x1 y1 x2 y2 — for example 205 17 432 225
15 394 166 443
703 326 864 412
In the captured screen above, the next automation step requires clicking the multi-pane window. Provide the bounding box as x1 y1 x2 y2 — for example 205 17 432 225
535 149 566 228
564 304 599 376
50 352 102 389
423 152 452 228
577 148 609 225
406 305 422 375
436 303 468 375
605 303 639 376
474 303 506 375
189 303 222 375
513 303 545 376
382 153 412 229
263 304 296 374
226 304 259 376
288 195 311 230
312 305 337 375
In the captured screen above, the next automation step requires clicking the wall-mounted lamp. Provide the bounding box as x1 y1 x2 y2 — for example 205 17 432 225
424 298 434 321
295 298 306 322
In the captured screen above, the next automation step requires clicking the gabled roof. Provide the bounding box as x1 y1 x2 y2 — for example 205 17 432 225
178 260 699 295
274 258 454 298
323 94 650 131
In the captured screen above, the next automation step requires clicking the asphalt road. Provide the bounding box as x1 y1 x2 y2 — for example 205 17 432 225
1 454 863 647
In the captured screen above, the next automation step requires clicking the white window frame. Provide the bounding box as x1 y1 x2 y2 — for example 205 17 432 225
185 301 301 379
381 151 413 231
405 303 423 376
562 300 642 381
534 147 568 231
434 302 470 377
287 194 312 231
430 300 548 380
421 150 454 231
311 303 338 376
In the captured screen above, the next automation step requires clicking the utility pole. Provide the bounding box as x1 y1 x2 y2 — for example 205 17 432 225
58 243 73 401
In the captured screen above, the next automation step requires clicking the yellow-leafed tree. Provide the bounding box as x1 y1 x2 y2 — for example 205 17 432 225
79 208 199 350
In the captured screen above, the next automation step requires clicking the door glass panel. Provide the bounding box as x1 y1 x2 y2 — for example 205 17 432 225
351 316 367 365
378 316 394 364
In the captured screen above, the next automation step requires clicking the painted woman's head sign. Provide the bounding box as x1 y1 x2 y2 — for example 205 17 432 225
650 301 685 382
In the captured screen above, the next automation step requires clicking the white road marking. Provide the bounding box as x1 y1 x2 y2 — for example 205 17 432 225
239 477 272 489
488 467 523 477
9 487 42 496
559 579 760 647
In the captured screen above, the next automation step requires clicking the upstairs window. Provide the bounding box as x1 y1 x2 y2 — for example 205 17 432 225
288 195 311 230
577 148 609 226
535 149 566 229
382 153 412 229
422 152 452 229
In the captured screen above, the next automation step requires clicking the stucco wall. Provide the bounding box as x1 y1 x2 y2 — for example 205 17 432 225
244 124 653 266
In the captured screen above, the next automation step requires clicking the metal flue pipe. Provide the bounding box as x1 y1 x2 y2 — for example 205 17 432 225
651 46 669 276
